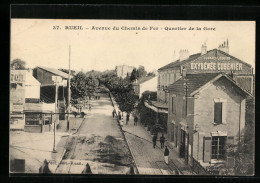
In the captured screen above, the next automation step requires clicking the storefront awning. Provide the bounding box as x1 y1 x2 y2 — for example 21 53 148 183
24 103 55 113
144 100 168 114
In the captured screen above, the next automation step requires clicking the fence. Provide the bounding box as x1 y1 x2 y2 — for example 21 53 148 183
191 157 209 175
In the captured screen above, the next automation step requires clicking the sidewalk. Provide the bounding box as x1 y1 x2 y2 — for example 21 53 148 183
110 93 194 175
10 116 84 173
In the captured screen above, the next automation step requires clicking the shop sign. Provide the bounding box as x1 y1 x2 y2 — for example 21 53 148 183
11 103 23 112
190 62 242 71
10 70 26 83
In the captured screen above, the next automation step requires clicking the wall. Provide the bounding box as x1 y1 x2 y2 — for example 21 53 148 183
157 69 181 102
139 77 157 98
24 125 42 133
25 85 40 99
193 77 246 162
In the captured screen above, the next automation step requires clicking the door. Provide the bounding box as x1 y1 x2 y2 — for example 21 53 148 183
180 130 186 158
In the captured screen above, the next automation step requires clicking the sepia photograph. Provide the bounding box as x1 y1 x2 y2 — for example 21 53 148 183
10 19 255 176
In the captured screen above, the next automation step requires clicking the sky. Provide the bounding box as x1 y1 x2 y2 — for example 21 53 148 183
11 19 255 73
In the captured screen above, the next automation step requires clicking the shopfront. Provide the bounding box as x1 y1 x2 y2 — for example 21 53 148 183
24 103 55 133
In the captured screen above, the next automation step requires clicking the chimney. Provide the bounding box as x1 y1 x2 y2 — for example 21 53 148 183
201 43 207 55
218 39 229 54
182 67 187 77
179 49 189 61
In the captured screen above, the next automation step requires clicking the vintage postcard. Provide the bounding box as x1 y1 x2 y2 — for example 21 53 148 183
10 19 255 176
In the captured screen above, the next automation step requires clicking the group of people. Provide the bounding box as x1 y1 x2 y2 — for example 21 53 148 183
153 134 169 164
112 109 138 126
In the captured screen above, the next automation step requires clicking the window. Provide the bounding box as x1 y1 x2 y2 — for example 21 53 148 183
211 136 227 160
172 96 176 114
214 102 223 124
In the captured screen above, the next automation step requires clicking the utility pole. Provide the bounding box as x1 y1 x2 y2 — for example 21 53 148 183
67 45 71 131
52 76 62 153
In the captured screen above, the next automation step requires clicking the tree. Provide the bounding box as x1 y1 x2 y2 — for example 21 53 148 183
11 59 26 70
70 72 88 100
147 72 156 77
224 97 254 175
130 68 138 82
114 90 137 114
136 65 147 79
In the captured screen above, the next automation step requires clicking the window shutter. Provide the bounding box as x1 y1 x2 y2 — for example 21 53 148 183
222 101 227 124
203 137 212 163
226 136 235 168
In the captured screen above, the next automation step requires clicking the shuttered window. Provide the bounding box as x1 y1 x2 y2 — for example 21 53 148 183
172 96 176 114
211 136 227 160
214 102 223 124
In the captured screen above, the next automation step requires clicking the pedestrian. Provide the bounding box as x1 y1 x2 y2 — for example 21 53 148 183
152 134 157 148
81 112 86 119
164 146 170 165
112 110 115 118
160 134 166 149
134 116 138 126
126 113 129 125
118 113 122 120
72 111 76 118
82 163 92 174
39 159 52 174
126 164 135 175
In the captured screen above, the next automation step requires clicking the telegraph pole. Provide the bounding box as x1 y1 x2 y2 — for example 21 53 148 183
52 76 61 153
67 45 71 131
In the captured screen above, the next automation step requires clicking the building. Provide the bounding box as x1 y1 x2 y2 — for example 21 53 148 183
33 66 69 120
10 70 41 119
145 40 254 138
10 69 57 133
132 76 157 98
167 73 252 171
115 65 135 78
157 41 253 103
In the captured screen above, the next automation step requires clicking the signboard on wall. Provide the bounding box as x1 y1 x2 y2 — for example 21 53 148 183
10 70 26 83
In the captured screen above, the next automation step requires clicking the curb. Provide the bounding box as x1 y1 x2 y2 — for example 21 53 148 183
109 92 140 175
54 117 85 173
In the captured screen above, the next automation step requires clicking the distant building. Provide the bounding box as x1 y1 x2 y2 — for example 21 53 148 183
132 76 157 98
33 66 69 120
115 65 135 78
167 73 252 170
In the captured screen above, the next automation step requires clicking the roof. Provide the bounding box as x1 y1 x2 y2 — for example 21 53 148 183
158 52 201 71
133 76 156 85
37 66 69 79
158 49 252 71
168 73 252 97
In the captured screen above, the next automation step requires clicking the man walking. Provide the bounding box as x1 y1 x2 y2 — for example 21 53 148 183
112 109 115 118
160 134 166 149
134 116 138 126
164 146 170 165
126 113 130 125
152 134 157 148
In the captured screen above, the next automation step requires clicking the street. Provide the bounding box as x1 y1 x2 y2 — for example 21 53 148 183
55 93 134 174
